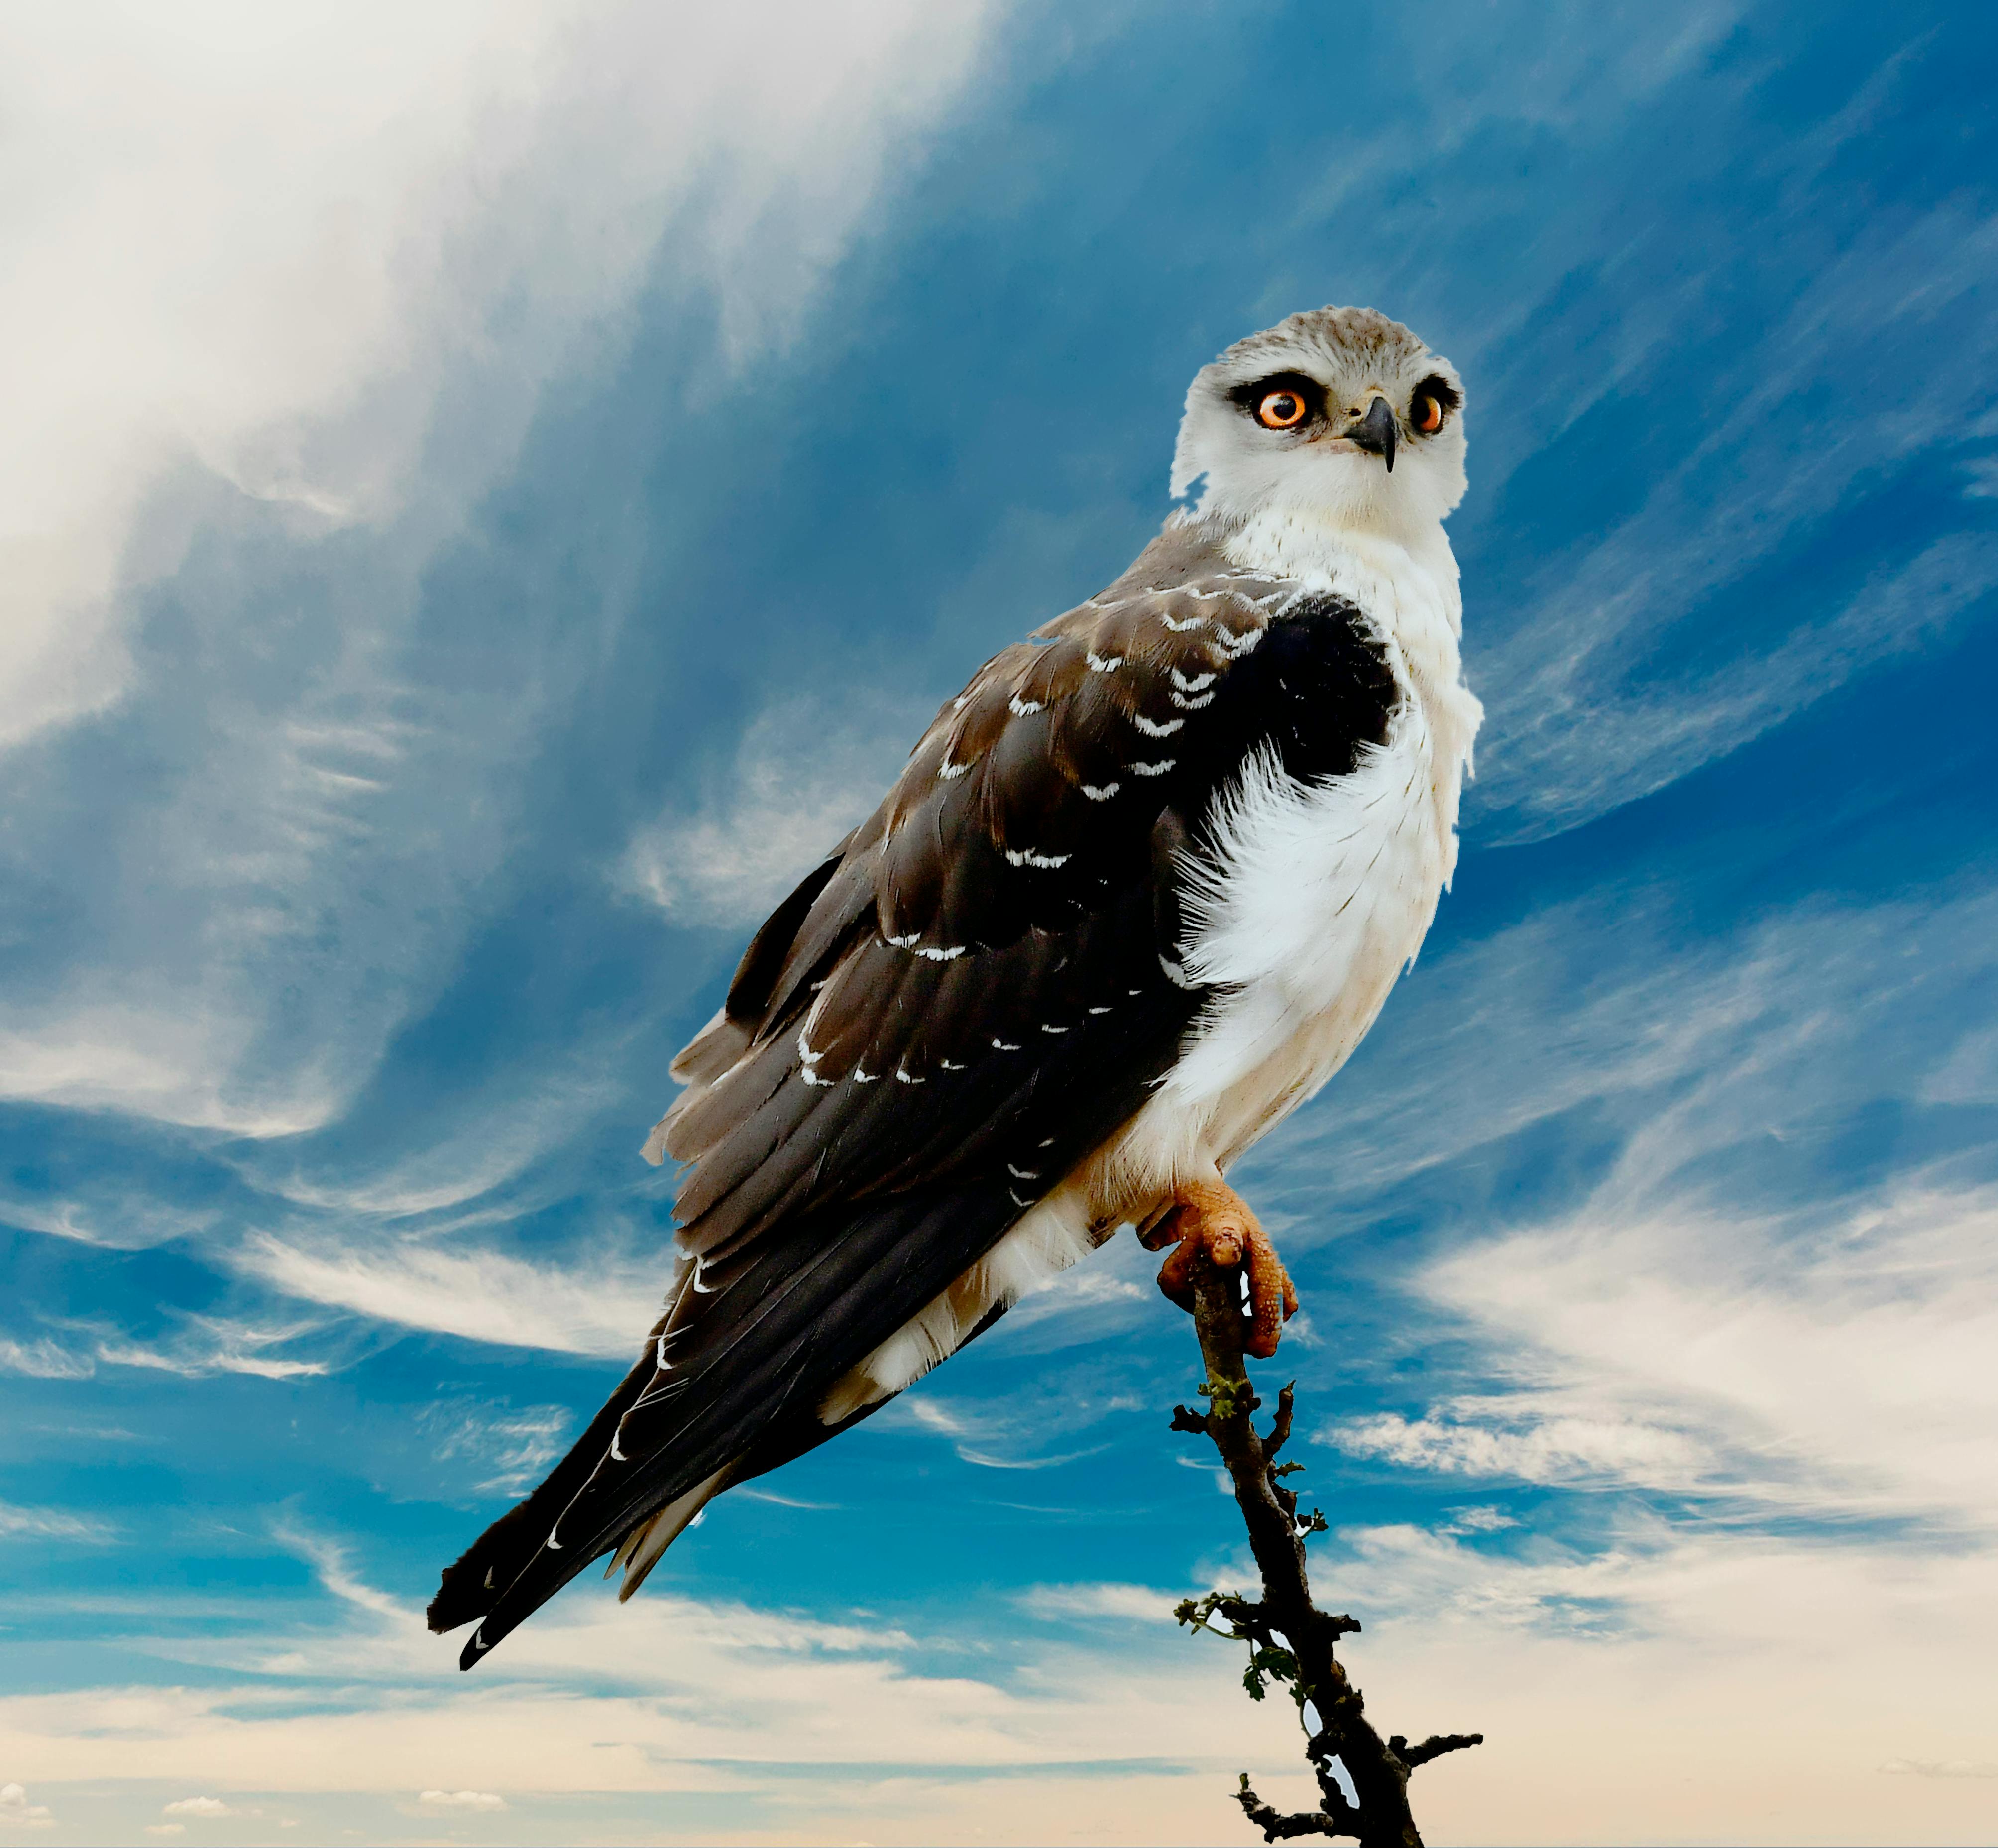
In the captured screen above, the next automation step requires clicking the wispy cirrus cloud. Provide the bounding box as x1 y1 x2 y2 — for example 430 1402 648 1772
419 1398 572 1497
0 1503 114 1544
1357 1183 1998 1534
0 0 1005 1147
238 1234 664 1359
623 692 926 930
0 1314 336 1384
0 1339 94 1381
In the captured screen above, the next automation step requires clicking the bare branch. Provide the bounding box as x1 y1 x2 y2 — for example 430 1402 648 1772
1393 1733 1486 1769
1171 1255 1481 1846
1266 1382 1297 1457
1236 1771 1359 1841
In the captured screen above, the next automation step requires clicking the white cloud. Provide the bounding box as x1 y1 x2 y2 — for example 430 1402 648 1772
0 1503 115 1544
1267 879 1998 1228
0 1531 1266 1820
10 1515 1998 1844
415 1790 505 1812
0 0 1002 1141
0 0 999 753
0 1014 316 1138
422 1399 572 1496
0 1339 94 1381
1329 1406 1711 1493
1448 53 1998 841
143 1828 183 1838
1479 514 1998 842
0 1783 53 1830
1016 1582 1187 1623
899 1395 1111 1473
84 1313 333 1382
1387 1185 1998 1533
624 693 927 929
1283 883 1998 1536
240 1234 664 1358
161 1797 232 1818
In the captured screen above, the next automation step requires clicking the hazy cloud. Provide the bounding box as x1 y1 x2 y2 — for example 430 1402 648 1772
623 693 926 929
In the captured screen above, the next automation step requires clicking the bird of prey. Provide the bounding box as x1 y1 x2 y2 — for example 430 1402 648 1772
429 305 1481 1667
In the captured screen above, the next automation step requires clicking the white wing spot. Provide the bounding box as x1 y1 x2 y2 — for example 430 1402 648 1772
1004 847 1071 869
1009 696 1044 716
1159 954 1196 989
1007 1163 1041 1179
1131 713 1184 738
1081 782 1121 801
1087 652 1124 673
992 1038 1022 1051
854 1067 879 1084
1087 1005 1112 1015
1171 669 1217 692
938 758 972 780
1129 758 1176 777
940 1058 966 1071
1040 1022 1070 1034
915 944 968 961
886 931 919 948
610 1429 628 1462
1170 689 1216 710
546 1532 563 1551
1160 612 1208 633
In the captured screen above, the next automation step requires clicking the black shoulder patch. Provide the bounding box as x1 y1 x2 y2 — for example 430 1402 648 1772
1180 596 1397 805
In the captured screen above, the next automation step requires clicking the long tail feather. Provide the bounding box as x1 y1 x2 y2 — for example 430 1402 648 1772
451 1180 1019 1669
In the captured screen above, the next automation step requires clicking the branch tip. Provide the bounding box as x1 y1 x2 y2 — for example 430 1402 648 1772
1398 1732 1485 1770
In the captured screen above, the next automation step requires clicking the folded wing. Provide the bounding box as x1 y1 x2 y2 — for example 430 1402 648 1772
428 527 1397 1664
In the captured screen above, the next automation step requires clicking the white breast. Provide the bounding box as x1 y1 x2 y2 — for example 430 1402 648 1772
1105 515 1481 1194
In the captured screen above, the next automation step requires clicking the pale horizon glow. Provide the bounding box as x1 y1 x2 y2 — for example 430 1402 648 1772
2 2 1994 1844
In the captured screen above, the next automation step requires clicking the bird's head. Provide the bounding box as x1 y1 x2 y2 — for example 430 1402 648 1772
1169 306 1466 541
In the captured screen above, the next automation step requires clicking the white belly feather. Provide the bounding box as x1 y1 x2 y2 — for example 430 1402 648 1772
1138 700 1453 1170
818 523 1479 1420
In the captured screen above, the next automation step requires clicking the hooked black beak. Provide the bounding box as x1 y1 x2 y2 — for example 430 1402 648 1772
1343 394 1397 473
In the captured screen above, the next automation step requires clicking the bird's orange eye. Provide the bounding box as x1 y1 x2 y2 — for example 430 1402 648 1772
1412 393 1443 434
1257 390 1308 429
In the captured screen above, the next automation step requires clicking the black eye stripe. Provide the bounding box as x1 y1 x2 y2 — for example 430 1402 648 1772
1227 371 1326 424
1412 372 1461 417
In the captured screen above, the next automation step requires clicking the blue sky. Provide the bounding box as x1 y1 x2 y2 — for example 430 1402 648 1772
4 1 1998 1842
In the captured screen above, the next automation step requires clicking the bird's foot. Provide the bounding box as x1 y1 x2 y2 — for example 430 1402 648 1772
1139 1178 1297 1359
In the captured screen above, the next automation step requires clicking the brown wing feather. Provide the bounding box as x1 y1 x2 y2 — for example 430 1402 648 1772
642 528 1307 1262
